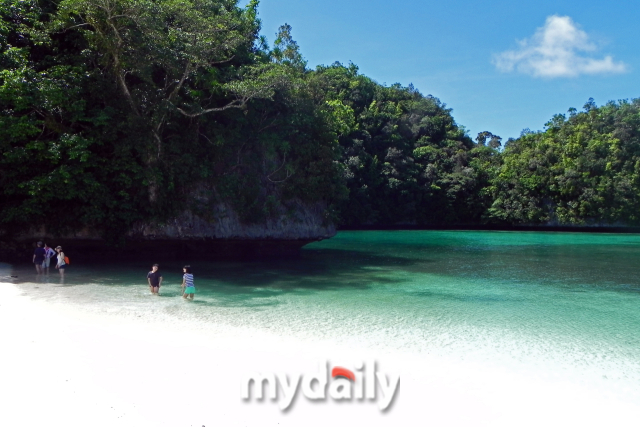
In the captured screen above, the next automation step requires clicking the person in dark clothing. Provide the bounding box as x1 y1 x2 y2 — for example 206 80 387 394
32 241 45 274
147 264 163 295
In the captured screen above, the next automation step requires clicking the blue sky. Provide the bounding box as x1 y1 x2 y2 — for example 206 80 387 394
257 0 639 140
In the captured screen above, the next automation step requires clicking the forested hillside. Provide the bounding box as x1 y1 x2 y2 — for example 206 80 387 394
488 99 640 226
312 63 499 226
2 0 640 243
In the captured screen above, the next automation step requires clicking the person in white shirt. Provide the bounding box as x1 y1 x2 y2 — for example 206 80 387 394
55 246 67 276
42 243 56 273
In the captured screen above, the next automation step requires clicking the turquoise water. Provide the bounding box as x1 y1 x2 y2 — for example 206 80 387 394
4 231 640 399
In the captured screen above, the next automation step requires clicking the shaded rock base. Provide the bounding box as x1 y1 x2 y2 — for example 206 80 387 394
1 238 316 264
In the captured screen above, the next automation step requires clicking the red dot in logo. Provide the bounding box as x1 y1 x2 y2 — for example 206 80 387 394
331 366 355 381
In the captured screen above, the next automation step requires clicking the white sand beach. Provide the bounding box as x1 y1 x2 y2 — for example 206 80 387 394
1 281 639 427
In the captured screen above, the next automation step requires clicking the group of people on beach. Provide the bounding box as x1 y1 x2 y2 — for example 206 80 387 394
32 241 67 275
32 241 195 298
147 264 196 299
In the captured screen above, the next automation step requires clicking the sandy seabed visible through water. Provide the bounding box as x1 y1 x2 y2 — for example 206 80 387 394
1 280 639 427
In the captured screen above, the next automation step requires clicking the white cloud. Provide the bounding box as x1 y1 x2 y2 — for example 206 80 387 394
493 15 627 78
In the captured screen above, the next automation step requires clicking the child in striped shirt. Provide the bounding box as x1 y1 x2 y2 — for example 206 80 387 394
182 265 195 300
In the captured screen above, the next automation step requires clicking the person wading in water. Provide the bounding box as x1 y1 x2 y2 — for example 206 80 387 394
147 264 163 295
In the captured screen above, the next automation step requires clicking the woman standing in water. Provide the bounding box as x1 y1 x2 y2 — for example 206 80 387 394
181 265 195 300
55 246 66 276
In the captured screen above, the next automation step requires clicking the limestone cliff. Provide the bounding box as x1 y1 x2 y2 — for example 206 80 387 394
5 199 335 261
130 200 335 240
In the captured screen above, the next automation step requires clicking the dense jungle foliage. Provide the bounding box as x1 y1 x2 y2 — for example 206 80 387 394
314 63 500 226
2 0 640 240
0 0 345 240
488 99 640 226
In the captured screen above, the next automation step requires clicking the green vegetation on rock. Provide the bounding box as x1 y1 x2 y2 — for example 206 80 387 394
0 0 345 240
312 62 499 226
2 0 640 241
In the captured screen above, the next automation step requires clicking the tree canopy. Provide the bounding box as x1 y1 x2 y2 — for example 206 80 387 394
488 98 640 226
0 0 344 240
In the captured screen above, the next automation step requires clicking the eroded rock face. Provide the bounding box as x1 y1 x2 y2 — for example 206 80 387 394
131 200 335 240
6 201 335 262
15 200 335 242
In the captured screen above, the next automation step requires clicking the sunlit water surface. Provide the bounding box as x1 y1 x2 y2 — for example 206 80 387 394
3 231 640 402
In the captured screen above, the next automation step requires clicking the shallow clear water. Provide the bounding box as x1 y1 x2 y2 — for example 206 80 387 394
4 231 640 400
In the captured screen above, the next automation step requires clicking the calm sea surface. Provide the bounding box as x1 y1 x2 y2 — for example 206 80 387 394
3 231 640 400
